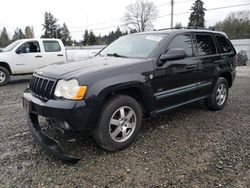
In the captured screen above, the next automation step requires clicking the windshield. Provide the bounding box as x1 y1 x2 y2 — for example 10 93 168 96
99 34 166 58
3 40 22 52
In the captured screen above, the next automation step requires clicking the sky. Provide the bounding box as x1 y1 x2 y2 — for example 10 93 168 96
0 0 249 41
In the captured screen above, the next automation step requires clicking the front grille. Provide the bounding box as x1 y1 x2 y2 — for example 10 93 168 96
29 74 56 101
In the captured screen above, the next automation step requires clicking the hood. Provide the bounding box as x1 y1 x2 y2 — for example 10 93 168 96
35 56 147 79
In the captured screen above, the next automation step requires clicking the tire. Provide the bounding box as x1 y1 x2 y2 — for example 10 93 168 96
0 66 10 86
92 95 142 151
205 77 229 111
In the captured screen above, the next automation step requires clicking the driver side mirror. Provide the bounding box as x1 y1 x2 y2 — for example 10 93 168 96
15 49 22 54
157 48 186 66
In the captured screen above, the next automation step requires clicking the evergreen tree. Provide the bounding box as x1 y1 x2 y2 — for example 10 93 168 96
41 12 58 38
83 29 89 46
18 29 25 39
12 28 20 41
188 0 206 27
61 23 72 46
25 26 34 38
175 22 183 28
88 30 97 45
0 27 10 47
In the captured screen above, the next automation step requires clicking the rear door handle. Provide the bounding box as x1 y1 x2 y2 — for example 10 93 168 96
35 55 42 58
57 54 64 57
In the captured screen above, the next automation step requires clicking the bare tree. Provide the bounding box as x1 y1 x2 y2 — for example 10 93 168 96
122 0 158 32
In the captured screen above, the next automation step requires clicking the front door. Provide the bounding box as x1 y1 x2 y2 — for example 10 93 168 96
12 40 44 74
151 33 198 110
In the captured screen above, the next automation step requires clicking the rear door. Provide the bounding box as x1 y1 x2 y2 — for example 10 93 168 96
152 33 199 110
214 34 236 69
42 40 66 65
193 33 220 96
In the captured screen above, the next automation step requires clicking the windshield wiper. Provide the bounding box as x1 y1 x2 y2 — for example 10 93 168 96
106 53 127 58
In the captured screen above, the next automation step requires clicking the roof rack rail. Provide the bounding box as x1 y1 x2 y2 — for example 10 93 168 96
155 26 215 31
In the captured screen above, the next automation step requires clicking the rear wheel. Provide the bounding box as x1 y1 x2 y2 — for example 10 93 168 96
92 95 142 151
0 66 10 86
205 77 229 111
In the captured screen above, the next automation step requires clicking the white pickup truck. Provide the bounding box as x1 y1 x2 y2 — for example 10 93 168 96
0 38 68 85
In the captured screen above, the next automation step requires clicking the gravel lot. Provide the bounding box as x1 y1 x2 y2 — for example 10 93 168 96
0 67 250 187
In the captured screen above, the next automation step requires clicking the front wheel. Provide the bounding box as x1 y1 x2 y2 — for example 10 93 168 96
92 95 142 151
205 77 229 111
0 66 10 86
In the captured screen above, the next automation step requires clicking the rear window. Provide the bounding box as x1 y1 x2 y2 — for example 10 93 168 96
195 34 217 56
215 35 232 53
43 41 61 52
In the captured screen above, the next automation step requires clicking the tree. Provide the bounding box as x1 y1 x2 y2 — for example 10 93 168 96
61 23 72 46
175 22 183 28
122 0 158 32
25 26 34 38
88 30 97 45
0 27 10 47
82 29 89 46
188 0 206 27
12 28 20 41
41 12 58 38
214 11 250 39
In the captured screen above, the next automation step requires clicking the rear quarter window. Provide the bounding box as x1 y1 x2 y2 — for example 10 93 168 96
195 34 217 56
43 41 61 52
215 35 232 53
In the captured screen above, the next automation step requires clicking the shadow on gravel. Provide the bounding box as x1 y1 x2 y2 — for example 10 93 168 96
9 78 31 85
38 101 207 162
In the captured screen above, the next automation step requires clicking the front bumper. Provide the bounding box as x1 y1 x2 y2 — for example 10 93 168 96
22 89 100 163
27 113 80 163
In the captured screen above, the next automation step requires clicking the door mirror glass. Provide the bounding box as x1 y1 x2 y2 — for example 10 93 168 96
158 48 185 66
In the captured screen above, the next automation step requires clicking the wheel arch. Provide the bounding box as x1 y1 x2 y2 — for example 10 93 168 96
220 72 232 88
0 62 12 74
98 84 154 117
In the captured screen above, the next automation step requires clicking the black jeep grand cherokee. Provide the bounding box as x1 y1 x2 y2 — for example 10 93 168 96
23 29 236 163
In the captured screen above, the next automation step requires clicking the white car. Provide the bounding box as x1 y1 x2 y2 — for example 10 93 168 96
0 39 66 85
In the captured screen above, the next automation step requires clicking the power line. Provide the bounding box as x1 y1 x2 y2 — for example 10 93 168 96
70 2 250 34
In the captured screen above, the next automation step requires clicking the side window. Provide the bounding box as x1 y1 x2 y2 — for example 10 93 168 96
19 41 40 53
195 34 216 56
167 34 193 57
43 41 61 52
215 35 232 53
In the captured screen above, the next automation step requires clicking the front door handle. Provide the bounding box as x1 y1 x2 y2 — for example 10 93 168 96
186 65 197 69
35 55 42 58
57 54 64 57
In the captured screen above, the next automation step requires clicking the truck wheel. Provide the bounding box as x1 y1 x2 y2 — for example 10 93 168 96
93 95 142 151
205 77 229 111
0 66 10 86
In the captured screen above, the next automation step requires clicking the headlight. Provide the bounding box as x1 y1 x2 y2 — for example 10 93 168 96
54 79 87 100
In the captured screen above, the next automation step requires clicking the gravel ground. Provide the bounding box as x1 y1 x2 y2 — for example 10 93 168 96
0 68 250 187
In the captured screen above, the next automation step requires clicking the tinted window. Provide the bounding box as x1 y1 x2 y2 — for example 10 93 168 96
167 34 193 57
19 41 40 53
216 35 232 53
43 41 61 52
195 34 216 56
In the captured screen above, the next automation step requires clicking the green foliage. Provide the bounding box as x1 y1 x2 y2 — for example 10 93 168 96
82 30 89 46
60 23 72 46
82 27 129 46
25 26 34 38
0 27 10 47
41 12 58 38
214 11 250 39
175 22 183 28
188 0 206 27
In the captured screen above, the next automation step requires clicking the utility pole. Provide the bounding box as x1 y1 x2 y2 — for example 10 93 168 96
171 0 174 28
